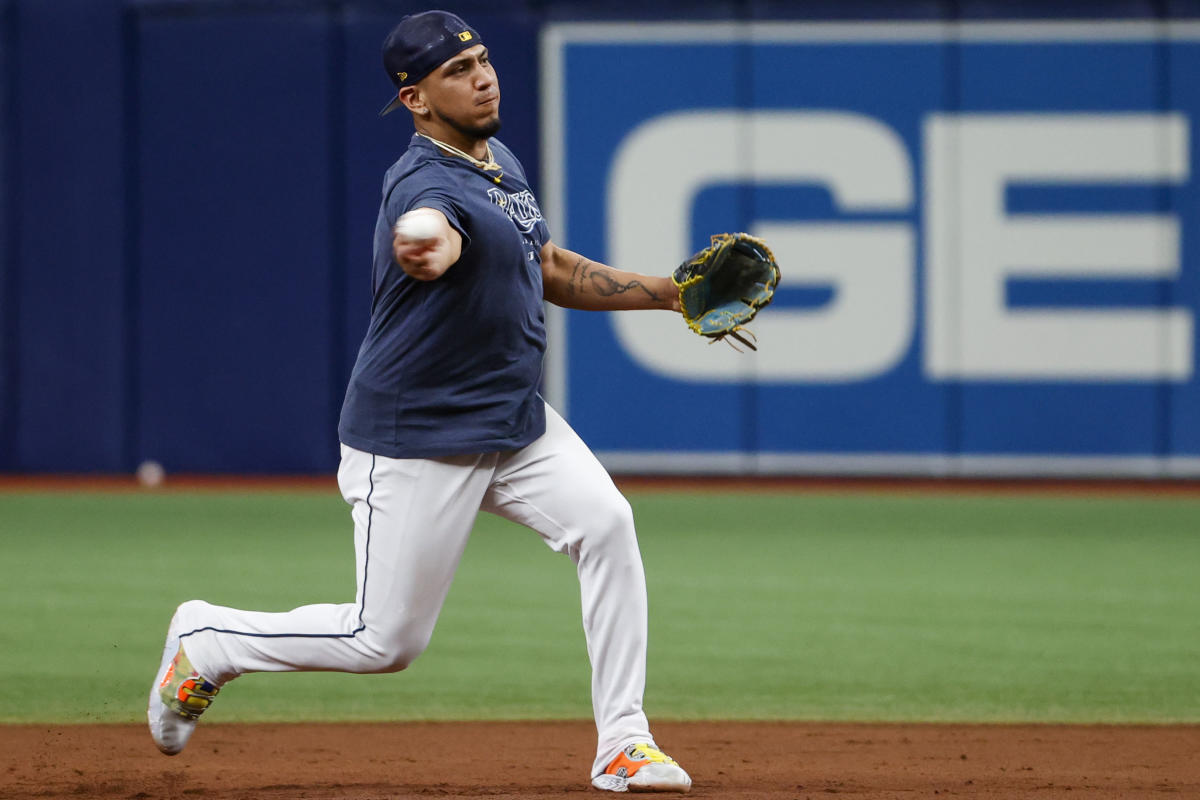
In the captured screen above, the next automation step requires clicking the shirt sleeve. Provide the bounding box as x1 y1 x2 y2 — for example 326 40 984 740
530 217 551 253
385 165 473 250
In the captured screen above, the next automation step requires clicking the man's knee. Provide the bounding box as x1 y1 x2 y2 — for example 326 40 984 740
580 492 637 553
603 494 635 536
356 627 432 673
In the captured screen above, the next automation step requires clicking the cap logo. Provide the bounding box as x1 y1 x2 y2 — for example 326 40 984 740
458 31 473 42
397 71 407 81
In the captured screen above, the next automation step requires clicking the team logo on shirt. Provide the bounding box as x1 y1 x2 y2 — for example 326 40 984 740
487 188 543 233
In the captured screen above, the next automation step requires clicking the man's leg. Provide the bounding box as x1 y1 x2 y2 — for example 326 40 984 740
149 446 495 754
481 405 690 791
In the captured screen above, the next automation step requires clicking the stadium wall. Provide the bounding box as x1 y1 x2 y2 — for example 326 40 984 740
2 0 1200 476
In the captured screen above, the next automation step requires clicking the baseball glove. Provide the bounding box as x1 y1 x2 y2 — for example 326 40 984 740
672 232 780 351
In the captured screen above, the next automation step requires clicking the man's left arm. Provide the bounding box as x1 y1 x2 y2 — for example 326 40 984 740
540 240 680 313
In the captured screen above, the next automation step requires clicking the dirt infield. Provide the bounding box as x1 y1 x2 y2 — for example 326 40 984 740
3 721 1198 799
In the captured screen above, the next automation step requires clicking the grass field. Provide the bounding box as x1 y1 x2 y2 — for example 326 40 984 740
1 486 1198 725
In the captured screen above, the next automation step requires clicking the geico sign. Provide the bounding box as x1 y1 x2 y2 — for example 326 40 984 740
607 111 1192 383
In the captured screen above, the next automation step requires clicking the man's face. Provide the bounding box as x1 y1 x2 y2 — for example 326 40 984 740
420 44 501 139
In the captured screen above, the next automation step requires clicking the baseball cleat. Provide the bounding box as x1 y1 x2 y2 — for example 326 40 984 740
147 604 220 755
592 743 691 793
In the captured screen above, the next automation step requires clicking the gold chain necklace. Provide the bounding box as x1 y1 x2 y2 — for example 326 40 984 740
416 132 503 182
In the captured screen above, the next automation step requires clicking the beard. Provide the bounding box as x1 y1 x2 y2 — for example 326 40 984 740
434 106 502 141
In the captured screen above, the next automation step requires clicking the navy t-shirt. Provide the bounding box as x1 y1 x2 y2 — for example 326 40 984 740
338 134 551 458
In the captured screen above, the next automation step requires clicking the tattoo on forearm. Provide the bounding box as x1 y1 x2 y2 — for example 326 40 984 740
565 256 660 302
568 257 588 297
588 269 660 300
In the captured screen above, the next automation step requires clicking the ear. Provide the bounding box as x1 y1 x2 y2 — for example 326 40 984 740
399 86 429 117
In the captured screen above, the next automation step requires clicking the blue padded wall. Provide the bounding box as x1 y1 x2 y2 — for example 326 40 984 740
3 0 1199 474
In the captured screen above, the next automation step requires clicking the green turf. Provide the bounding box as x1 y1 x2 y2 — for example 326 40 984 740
1 488 1197 724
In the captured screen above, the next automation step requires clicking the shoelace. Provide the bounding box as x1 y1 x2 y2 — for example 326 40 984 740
626 744 676 764
173 675 219 719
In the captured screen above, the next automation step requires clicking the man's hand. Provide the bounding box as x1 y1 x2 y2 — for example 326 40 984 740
392 208 462 281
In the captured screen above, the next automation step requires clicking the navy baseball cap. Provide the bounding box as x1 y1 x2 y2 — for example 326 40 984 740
379 11 482 117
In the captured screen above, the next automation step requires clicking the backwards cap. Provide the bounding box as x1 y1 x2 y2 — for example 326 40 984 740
379 11 482 117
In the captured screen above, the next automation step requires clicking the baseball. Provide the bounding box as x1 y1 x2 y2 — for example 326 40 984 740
394 209 441 241
137 459 166 488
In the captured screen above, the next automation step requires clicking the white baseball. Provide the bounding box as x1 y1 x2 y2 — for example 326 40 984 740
137 459 166 488
394 209 441 241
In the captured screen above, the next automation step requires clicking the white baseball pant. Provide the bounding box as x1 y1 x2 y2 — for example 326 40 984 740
173 404 657 778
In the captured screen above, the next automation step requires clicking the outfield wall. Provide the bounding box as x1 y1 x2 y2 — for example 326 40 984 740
3 0 1200 476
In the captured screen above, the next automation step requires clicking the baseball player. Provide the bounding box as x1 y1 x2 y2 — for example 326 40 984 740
148 10 692 794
